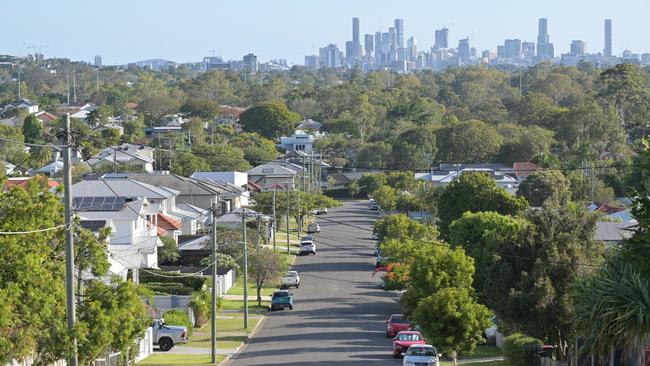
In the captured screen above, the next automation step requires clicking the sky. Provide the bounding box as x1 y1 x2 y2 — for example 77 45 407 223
1 0 649 65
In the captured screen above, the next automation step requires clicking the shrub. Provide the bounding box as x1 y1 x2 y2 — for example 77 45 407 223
144 283 195 295
503 333 543 366
162 309 193 336
140 269 208 291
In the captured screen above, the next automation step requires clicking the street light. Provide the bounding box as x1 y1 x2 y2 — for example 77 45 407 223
234 208 261 329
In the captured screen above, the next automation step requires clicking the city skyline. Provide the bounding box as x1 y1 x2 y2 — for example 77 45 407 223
1 0 649 65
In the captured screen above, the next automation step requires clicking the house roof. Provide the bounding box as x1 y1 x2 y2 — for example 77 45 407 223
513 162 542 179
127 102 139 110
4 177 59 189
79 220 108 232
328 173 350 185
157 213 182 231
417 168 518 185
178 235 210 251
595 221 636 242
247 162 300 177
76 198 146 221
35 111 57 123
73 178 178 200
247 180 263 192
297 118 322 130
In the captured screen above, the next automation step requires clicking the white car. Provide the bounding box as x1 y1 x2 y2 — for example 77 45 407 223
402 344 439 366
280 271 300 289
314 207 328 215
299 239 316 255
307 223 321 233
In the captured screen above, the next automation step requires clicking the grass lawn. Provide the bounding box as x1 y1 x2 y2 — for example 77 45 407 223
227 280 278 296
137 354 225 365
460 345 503 359
219 299 270 314
184 335 246 349
196 316 262 333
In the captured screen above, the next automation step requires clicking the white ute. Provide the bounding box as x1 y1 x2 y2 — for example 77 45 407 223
281 270 300 289
152 318 188 351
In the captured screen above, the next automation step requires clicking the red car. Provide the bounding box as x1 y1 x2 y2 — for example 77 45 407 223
385 314 411 337
392 331 426 358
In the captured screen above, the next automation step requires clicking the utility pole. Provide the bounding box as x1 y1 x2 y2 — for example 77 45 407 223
96 69 99 93
210 201 219 364
242 213 249 329
17 68 21 99
66 68 70 105
63 113 79 366
286 185 290 254
73 69 77 103
272 189 277 251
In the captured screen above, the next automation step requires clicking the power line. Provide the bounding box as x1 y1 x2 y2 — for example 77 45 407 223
0 223 68 235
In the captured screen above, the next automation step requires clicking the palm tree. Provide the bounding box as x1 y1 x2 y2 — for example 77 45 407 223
571 250 650 364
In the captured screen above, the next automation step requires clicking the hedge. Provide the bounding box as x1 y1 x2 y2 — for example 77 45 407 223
140 269 208 291
162 309 193 336
144 283 195 295
503 333 544 366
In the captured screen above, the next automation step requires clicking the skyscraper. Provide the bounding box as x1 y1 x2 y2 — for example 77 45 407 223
570 40 586 56
243 53 258 73
388 27 397 51
94 55 102 67
364 34 374 55
604 19 612 56
536 18 554 59
504 39 522 58
394 19 404 49
352 17 361 59
458 38 470 65
435 27 449 50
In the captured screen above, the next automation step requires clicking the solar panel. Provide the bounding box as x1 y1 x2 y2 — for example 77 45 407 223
72 196 127 211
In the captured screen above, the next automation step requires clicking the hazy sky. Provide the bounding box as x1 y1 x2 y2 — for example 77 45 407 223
2 0 649 65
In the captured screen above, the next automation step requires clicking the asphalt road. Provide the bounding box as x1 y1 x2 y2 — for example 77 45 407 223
226 200 404 366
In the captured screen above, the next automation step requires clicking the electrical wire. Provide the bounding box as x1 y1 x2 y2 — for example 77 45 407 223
0 223 68 235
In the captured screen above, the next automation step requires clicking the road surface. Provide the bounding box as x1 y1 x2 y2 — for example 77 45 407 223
225 200 403 365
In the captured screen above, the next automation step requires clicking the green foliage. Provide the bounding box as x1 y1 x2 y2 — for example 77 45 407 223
162 309 193 336
22 114 43 144
437 172 528 237
391 125 438 170
502 333 543 366
144 283 195 295
357 173 387 196
138 95 181 126
158 236 180 264
139 269 208 291
240 101 300 139
373 214 437 242
191 144 251 171
413 287 492 362
436 120 503 163
249 248 282 306
0 125 29 164
517 170 571 207
371 185 398 211
180 99 221 120
170 150 210 177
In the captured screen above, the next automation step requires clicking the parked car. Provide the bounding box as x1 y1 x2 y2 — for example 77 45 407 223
374 246 381 257
314 207 328 215
281 270 300 289
393 331 426 358
299 238 316 255
386 314 411 337
376 255 387 269
307 222 321 233
370 202 380 211
152 318 188 351
402 344 440 366
269 290 293 311
371 232 380 240
484 316 498 342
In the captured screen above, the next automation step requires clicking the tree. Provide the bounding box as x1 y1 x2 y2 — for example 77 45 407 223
249 248 282 306
437 172 528 236
239 101 300 139
357 173 387 197
158 236 180 264
373 214 437 242
182 118 207 146
22 114 43 144
497 124 556 165
436 120 503 163
180 99 221 120
191 144 251 172
138 95 181 126
412 287 492 366
122 114 145 142
170 150 210 177
0 125 29 164
371 185 398 211
0 176 149 364
356 142 392 169
391 126 438 170
517 170 571 207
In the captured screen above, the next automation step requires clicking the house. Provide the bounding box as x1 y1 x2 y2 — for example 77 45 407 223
277 129 324 153
144 126 183 138
217 105 245 130
511 162 542 183
95 123 125 136
415 166 519 193
87 144 155 172
32 161 64 176
72 196 162 269
118 171 247 210
3 162 16 175
595 221 636 245
2 98 39 115
191 171 250 206
34 111 57 124
4 176 59 191
246 162 300 190
296 118 323 132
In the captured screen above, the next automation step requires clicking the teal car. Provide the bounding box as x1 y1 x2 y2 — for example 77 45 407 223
269 290 293 311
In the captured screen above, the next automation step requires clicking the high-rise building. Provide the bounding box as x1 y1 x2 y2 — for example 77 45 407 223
304 55 320 69
570 40 586 56
406 36 417 61
323 44 342 68
364 34 374 55
352 17 360 45
351 17 361 59
94 55 102 67
504 39 522 58
536 18 554 59
394 19 404 49
388 27 397 51
242 53 258 73
375 31 382 64
604 19 612 56
458 38 470 64
435 27 449 50
522 42 536 58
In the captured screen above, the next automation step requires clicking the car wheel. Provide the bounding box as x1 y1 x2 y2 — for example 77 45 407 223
289 305 293 310
393 352 399 359
158 337 173 352
296 283 300 288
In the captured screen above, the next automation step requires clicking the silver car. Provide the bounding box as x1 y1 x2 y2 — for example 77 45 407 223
402 344 439 366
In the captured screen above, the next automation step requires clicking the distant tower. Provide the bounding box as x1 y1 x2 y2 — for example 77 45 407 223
364 34 374 55
604 19 612 56
458 38 470 64
352 17 360 58
394 19 404 49
536 18 554 59
434 27 449 50
94 55 102 67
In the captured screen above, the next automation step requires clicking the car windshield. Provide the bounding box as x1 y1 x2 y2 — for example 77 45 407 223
391 316 408 323
397 333 422 341
274 292 289 297
300 242 313 246
408 347 435 356
285 273 296 277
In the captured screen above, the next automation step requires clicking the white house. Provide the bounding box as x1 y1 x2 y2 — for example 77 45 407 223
87 144 155 172
277 129 324 153
191 171 250 207
415 167 519 194
246 162 300 190
2 98 39 115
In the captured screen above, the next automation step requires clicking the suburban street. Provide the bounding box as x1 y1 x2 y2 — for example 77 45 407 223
226 200 403 365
